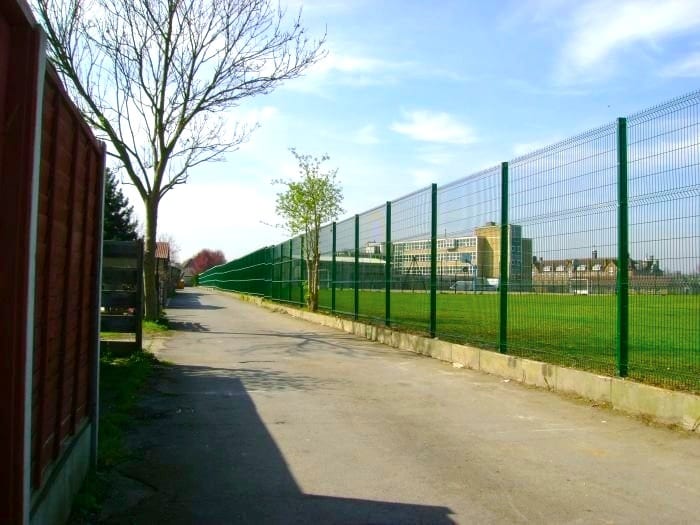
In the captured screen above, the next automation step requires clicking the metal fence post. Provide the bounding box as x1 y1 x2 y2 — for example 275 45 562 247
430 184 437 338
617 117 629 377
288 240 293 303
385 201 392 327
271 245 277 301
499 162 509 354
354 214 359 320
265 246 271 299
300 235 305 306
331 222 337 313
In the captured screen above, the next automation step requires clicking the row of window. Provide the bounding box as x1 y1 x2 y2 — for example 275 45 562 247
542 264 609 273
401 266 476 276
393 237 479 253
394 252 476 263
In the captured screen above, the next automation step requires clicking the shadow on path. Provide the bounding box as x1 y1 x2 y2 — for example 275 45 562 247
111 362 455 524
169 320 209 332
167 290 224 310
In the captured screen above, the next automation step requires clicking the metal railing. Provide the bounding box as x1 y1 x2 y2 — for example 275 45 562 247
199 90 700 393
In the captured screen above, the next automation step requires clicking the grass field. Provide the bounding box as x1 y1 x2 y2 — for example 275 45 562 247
316 289 700 392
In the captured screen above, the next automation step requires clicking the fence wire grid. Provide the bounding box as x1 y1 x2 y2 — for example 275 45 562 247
199 90 700 393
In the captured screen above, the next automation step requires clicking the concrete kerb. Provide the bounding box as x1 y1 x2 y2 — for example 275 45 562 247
611 379 700 431
202 288 700 434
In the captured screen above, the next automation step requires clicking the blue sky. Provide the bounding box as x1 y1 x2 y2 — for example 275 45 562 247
122 0 700 262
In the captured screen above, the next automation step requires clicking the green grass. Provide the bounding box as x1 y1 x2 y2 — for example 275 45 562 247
100 316 170 339
319 289 700 392
143 315 170 335
69 350 157 522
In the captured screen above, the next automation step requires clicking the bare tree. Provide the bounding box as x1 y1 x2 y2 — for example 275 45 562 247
34 0 325 319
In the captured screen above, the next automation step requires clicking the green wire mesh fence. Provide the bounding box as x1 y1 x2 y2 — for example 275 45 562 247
508 122 619 375
436 166 501 350
198 90 700 393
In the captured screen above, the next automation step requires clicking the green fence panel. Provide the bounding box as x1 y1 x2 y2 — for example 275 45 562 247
626 92 700 392
197 246 269 295
289 236 304 306
507 122 618 375
357 205 387 322
317 223 334 311
332 217 356 317
388 187 432 334
435 166 501 349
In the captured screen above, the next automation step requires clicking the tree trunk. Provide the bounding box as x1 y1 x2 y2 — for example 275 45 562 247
308 256 319 311
144 197 159 321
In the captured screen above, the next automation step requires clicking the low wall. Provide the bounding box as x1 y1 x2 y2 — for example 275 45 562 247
214 289 700 434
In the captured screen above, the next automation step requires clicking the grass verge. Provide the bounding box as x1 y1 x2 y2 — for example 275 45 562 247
69 350 158 523
143 315 170 335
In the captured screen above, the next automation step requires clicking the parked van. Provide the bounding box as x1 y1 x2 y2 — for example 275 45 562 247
448 278 498 292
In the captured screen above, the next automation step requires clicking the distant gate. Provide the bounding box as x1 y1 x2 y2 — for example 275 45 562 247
101 240 144 354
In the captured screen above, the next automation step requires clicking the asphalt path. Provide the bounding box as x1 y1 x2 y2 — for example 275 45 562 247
111 288 700 524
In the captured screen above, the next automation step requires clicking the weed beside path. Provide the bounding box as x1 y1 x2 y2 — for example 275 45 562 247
69 350 160 523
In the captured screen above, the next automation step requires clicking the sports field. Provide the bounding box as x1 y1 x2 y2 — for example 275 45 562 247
318 289 700 392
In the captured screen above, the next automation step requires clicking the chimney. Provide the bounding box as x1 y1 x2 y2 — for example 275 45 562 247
592 249 598 259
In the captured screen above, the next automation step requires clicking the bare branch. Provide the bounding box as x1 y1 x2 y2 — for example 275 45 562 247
33 0 325 320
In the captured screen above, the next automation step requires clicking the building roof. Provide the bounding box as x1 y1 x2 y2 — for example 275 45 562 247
155 242 170 260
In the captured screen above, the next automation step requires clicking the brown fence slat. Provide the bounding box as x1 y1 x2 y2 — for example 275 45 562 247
0 6 43 520
102 291 139 308
100 315 138 333
100 340 139 355
102 267 140 287
53 110 80 458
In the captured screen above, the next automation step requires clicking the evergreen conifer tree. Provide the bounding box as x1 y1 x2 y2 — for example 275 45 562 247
103 169 139 241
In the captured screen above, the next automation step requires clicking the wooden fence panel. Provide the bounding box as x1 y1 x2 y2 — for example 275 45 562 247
0 2 44 521
29 69 105 491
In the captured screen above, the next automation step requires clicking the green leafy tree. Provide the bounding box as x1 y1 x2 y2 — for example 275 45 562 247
34 0 325 320
275 149 343 311
103 169 139 241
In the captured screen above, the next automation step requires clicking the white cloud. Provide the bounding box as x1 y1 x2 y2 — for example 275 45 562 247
391 110 477 145
352 124 379 145
557 0 700 83
285 50 411 94
662 51 700 77
285 48 466 95
411 169 438 186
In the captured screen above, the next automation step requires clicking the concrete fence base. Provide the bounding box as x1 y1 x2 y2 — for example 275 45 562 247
211 290 700 434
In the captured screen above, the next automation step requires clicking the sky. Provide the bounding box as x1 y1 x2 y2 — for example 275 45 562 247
119 0 700 263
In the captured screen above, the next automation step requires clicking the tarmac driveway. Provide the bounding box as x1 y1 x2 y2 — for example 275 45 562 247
106 288 700 524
